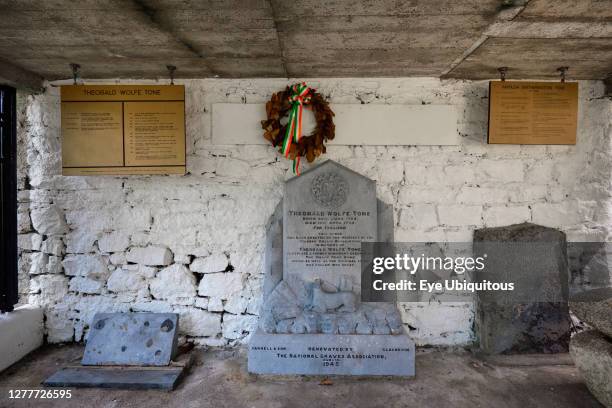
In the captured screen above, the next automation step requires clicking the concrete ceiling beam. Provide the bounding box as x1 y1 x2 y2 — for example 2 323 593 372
128 0 215 76
485 21 612 38
0 58 44 91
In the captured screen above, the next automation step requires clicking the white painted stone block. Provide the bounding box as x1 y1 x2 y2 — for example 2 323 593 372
45 305 74 343
174 307 221 337
198 272 243 299
17 233 42 251
132 300 173 314
98 232 130 253
194 297 209 309
28 252 49 275
69 277 104 294
0 306 43 372
532 202 583 227
29 274 68 304
126 246 173 266
398 205 438 230
399 302 474 346
224 296 249 315
377 161 405 184
455 186 509 204
30 205 68 235
438 205 483 227
207 297 224 312
107 268 149 295
109 252 127 265
62 254 109 278
150 264 196 304
40 237 64 256
17 210 31 234
476 160 524 183
191 253 228 273
222 314 258 340
483 205 531 227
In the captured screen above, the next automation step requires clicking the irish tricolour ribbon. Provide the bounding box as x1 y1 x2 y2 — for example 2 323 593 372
280 82 312 175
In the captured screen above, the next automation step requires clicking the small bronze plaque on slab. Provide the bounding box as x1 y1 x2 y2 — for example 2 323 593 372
61 85 186 175
488 81 578 145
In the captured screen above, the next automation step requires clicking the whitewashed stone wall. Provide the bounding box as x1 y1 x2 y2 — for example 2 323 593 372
16 78 611 346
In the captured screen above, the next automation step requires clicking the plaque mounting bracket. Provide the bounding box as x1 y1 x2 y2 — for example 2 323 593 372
166 65 177 85
557 66 569 83
69 63 81 85
497 67 508 81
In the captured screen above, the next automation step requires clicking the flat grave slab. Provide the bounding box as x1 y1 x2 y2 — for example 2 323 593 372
82 312 179 366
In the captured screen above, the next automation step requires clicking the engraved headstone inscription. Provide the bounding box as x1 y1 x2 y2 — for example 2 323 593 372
248 160 415 376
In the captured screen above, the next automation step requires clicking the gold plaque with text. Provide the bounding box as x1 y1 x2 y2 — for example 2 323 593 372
61 85 186 175
488 81 578 145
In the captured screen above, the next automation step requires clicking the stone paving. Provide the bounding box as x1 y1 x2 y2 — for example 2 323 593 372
0 345 602 408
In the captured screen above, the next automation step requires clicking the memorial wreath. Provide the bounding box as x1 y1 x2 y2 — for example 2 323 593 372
261 82 335 175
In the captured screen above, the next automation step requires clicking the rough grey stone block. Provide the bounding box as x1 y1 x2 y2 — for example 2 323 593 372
249 330 414 376
474 223 571 354
570 287 612 339
570 330 612 407
82 313 179 366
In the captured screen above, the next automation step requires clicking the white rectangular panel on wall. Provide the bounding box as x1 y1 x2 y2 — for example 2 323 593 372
212 103 458 145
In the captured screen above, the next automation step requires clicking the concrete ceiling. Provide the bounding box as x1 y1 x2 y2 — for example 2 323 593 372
0 0 610 89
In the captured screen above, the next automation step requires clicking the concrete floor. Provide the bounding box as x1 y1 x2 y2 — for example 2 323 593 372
0 345 602 408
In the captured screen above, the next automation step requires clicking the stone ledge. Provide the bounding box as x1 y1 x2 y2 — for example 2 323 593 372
248 330 415 376
0 305 44 372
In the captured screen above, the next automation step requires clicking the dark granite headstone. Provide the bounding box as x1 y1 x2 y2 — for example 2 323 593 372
473 223 571 354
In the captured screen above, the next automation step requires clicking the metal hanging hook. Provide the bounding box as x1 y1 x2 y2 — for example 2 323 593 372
166 65 177 85
557 66 569 83
498 67 508 81
70 63 81 85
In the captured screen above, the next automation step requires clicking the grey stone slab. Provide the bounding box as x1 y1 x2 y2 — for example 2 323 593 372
248 330 414 376
570 287 612 339
570 330 612 408
473 223 571 354
82 313 179 366
283 160 377 294
43 366 185 390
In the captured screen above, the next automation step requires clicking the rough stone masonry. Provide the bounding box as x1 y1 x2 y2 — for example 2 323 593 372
15 78 612 347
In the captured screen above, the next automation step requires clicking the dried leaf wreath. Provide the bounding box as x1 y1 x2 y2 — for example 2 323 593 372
261 82 335 175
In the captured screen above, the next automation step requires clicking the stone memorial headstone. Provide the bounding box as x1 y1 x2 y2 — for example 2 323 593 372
473 223 571 354
249 161 414 376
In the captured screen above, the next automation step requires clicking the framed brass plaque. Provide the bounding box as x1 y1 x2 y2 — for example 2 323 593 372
488 81 578 145
61 85 186 175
